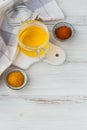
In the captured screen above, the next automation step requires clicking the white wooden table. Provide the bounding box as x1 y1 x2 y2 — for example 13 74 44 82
0 0 87 129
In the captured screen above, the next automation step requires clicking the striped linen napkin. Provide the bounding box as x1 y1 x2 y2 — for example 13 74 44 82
0 0 64 75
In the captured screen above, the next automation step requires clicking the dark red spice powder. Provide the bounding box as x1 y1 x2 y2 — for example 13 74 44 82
55 26 72 40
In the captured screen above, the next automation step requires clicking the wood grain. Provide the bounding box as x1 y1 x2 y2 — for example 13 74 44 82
0 0 87 129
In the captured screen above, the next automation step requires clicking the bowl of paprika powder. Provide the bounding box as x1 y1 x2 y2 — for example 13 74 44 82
52 22 74 41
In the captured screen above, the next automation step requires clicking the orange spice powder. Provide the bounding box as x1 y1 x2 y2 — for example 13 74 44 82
7 71 24 88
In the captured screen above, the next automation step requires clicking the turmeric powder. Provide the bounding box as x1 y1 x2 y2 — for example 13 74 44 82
7 70 24 88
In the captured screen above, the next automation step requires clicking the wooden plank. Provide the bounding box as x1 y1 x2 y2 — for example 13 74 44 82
1 62 87 96
57 0 87 15
0 96 87 130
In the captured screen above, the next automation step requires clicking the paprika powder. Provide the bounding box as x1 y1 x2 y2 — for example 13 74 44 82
55 25 72 40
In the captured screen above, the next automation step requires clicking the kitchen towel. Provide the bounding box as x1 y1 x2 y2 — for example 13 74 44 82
0 0 64 75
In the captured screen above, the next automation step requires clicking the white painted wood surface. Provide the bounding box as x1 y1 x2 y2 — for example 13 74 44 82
0 0 87 129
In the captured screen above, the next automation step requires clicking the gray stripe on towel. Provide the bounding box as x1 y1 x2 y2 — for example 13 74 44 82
0 29 17 46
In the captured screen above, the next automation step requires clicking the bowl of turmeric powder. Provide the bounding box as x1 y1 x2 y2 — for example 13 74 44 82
5 69 28 90
52 22 74 41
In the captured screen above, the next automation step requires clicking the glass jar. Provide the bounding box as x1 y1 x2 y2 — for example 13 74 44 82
17 20 49 58
6 5 33 26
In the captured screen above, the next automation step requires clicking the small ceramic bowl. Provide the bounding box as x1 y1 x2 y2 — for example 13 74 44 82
52 22 75 42
5 68 28 90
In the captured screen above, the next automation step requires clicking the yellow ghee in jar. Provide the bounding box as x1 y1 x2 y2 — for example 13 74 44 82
19 25 49 57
